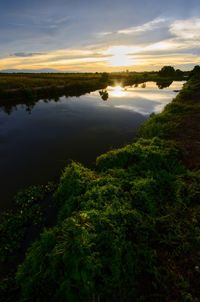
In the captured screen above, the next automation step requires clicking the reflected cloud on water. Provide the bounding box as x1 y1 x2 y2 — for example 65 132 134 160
0 81 184 115
95 81 184 114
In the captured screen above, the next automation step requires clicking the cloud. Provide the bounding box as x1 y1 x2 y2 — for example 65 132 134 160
98 31 113 37
0 48 110 72
170 18 200 40
0 16 200 72
118 18 168 34
97 17 169 39
10 52 45 57
0 41 198 72
96 17 172 49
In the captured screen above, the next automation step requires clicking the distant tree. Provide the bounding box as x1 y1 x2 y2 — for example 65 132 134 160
175 69 184 78
159 66 176 77
189 65 200 79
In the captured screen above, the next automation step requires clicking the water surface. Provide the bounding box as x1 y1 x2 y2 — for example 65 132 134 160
0 81 184 210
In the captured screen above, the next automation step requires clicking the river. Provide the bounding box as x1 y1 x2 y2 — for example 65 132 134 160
0 81 184 210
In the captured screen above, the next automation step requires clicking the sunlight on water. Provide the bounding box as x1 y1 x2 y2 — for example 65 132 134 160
91 81 185 115
103 82 185 100
109 85 125 97
0 81 184 210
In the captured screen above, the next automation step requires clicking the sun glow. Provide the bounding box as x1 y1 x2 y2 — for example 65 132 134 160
109 85 125 97
110 54 132 67
105 46 136 67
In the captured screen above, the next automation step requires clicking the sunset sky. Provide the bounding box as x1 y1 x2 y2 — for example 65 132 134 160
0 0 200 72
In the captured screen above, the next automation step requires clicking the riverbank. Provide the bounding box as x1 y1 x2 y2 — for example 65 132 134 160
0 72 185 116
0 75 109 111
140 77 200 169
1 74 200 302
0 71 185 102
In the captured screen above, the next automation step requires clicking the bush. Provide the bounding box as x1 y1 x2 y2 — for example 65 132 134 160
16 137 200 301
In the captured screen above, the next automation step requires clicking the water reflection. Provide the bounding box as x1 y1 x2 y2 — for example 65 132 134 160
0 81 184 210
96 82 184 106
98 80 174 101
0 84 101 115
156 79 173 89
99 90 109 101
0 96 61 115
109 86 125 97
0 81 184 115
98 82 185 114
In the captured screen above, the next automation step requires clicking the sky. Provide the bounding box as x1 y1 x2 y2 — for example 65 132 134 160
0 0 200 72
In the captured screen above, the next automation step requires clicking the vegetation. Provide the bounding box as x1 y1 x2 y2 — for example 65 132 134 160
0 183 56 262
0 67 186 95
124 67 187 87
0 73 111 114
159 66 176 77
139 65 200 168
0 183 56 301
0 66 199 301
15 138 200 302
0 67 187 114
0 73 105 90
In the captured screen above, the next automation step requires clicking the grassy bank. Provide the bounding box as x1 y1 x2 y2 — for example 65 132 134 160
0 73 110 115
0 71 186 99
1 73 200 301
140 77 200 169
